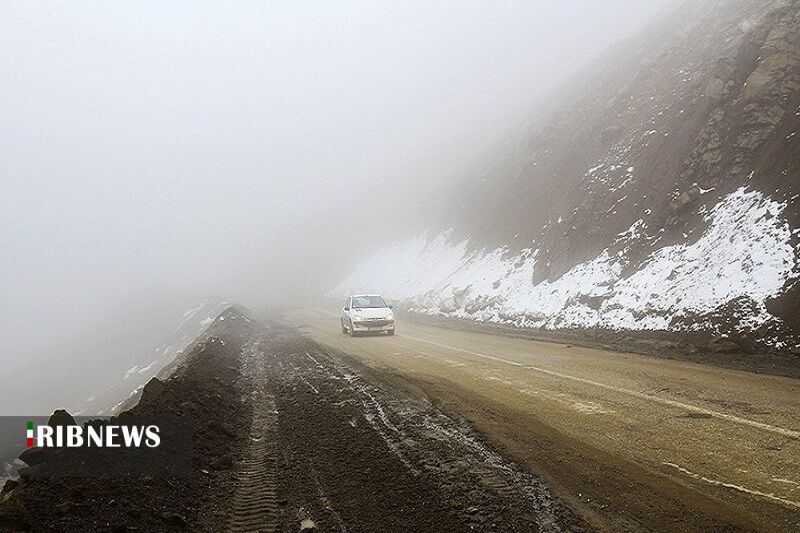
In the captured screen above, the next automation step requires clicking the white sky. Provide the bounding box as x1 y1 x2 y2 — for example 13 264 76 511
1 0 674 378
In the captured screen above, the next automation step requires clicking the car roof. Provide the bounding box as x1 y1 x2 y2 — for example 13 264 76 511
350 294 384 297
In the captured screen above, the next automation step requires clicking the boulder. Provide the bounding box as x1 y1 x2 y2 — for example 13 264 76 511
1 479 19 494
704 333 757 354
300 518 317 532
705 336 741 354
17 466 42 481
139 377 166 403
48 409 76 427
577 293 606 311
18 447 48 467
670 184 702 212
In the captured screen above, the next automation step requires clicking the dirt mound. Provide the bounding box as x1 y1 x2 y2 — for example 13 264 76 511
0 317 253 532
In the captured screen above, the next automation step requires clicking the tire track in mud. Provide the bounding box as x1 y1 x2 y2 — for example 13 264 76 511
291 344 583 532
228 342 279 533
230 325 586 532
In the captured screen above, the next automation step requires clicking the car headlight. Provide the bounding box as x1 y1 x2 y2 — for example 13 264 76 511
385 313 394 321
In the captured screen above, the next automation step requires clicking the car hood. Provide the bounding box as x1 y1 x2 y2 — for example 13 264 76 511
351 307 392 319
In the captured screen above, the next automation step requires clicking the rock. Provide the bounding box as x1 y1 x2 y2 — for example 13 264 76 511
670 184 702 212
705 77 727 101
48 409 76 427
55 500 79 516
452 285 472 307
18 447 47 467
140 378 166 403
704 333 756 354
706 339 740 354
159 511 187 528
1 479 19 494
17 466 41 481
577 293 606 311
179 400 199 413
299 518 317 531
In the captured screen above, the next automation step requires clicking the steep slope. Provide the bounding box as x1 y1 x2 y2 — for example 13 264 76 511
0 307 253 532
105 303 251 415
335 0 800 348
77 297 231 416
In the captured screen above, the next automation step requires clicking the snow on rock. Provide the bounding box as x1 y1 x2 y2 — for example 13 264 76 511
334 187 797 332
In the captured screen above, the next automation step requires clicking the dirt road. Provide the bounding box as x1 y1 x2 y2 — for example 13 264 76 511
0 310 585 532
236 323 584 532
285 308 800 532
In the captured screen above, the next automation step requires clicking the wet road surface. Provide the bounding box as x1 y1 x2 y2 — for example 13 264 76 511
283 308 800 532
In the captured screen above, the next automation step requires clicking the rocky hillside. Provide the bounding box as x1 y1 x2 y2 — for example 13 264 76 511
334 0 800 349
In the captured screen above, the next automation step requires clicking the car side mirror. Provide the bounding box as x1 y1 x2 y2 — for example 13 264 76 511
343 306 350 311
388 305 394 309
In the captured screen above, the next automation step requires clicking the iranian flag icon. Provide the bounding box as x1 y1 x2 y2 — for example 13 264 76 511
26 421 34 447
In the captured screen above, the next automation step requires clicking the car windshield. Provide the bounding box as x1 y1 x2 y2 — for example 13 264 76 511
352 295 388 308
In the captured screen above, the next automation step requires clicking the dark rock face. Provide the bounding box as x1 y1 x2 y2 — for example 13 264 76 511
1 479 19 494
139 377 166 403
47 409 76 427
449 0 800 332
18 447 47 467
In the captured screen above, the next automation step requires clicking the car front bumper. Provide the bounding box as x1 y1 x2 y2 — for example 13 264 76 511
351 319 395 332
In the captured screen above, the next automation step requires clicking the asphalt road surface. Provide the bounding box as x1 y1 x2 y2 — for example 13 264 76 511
285 308 800 532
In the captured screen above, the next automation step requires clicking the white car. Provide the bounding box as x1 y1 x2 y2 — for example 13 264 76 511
341 294 395 336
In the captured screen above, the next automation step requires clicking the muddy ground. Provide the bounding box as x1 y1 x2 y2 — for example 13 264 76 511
1 309 587 532
8 305 792 532
253 327 586 532
288 307 800 533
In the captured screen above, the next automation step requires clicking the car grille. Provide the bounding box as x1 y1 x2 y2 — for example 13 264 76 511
357 319 392 327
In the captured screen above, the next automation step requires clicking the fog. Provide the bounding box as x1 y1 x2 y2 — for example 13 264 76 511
1 1 674 413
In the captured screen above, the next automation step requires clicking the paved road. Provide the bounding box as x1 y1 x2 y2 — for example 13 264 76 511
287 308 800 532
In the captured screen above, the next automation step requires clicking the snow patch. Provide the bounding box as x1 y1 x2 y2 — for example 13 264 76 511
334 187 796 333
